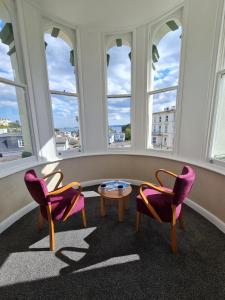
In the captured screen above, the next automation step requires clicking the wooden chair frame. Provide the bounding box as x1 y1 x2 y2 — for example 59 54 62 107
39 172 86 251
136 169 185 253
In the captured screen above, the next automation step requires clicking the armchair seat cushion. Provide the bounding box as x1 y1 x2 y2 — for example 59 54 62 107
41 188 84 221
137 188 181 222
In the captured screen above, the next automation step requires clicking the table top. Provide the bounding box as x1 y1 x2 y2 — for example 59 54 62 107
98 184 132 199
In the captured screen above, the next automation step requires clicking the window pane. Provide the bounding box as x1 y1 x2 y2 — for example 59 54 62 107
0 82 33 163
0 15 20 81
212 75 225 160
45 33 77 93
107 45 131 95
107 97 131 148
51 95 81 153
150 90 176 151
152 26 182 91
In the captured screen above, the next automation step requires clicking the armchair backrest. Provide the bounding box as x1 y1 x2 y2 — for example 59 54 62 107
24 169 48 206
172 166 196 205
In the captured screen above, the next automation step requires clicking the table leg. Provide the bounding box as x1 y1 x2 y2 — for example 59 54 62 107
124 196 129 210
100 196 106 217
118 199 124 222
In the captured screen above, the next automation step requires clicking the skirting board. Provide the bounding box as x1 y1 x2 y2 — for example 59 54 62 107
1 178 225 235
0 202 38 235
185 199 225 234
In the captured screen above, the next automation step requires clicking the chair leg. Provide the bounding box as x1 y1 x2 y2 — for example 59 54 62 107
179 210 185 230
136 212 141 232
82 208 87 227
49 220 55 251
171 224 177 253
37 212 45 231
171 204 177 253
47 204 55 251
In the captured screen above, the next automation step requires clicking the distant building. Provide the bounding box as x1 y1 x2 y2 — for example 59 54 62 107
108 133 114 144
0 133 24 154
0 128 8 134
55 136 69 151
152 106 175 150
114 132 125 142
108 132 125 144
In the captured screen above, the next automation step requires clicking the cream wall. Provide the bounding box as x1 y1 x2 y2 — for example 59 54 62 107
0 0 225 230
0 155 225 225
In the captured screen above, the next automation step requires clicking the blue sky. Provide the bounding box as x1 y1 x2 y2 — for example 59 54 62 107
107 45 131 125
45 33 79 128
0 20 21 123
0 20 181 128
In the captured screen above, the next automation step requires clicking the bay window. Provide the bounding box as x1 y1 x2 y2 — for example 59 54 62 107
44 24 81 155
105 33 132 149
147 11 182 151
0 0 33 165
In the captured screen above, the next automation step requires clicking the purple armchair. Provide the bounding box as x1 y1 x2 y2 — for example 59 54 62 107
136 166 195 253
24 169 86 251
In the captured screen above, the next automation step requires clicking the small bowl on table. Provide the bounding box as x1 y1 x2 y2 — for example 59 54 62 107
118 184 124 195
100 183 107 193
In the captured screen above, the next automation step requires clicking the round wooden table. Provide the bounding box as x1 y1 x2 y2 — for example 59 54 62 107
98 185 132 222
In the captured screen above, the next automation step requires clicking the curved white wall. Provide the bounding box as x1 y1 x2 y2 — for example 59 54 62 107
1 154 225 230
0 0 225 232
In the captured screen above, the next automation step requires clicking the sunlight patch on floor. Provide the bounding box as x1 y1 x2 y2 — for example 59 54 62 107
29 227 96 250
74 254 140 273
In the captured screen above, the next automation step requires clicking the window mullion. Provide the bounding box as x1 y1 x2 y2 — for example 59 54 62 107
148 85 178 96
50 90 78 97
107 94 131 99
0 76 26 89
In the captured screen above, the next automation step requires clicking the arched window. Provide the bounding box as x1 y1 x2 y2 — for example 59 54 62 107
148 12 182 151
106 33 132 149
44 25 81 155
210 8 225 164
0 1 33 165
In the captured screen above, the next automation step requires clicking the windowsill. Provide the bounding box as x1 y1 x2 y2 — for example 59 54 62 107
1 150 225 179
0 156 39 179
107 146 132 152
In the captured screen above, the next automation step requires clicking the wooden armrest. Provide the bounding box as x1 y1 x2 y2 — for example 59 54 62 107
139 182 175 223
155 169 178 187
62 191 81 222
139 184 163 223
43 171 64 190
48 181 81 196
140 182 175 196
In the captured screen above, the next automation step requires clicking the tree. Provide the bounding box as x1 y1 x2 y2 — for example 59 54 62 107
122 124 131 141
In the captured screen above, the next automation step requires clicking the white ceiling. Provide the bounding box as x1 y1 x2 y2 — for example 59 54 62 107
32 0 182 29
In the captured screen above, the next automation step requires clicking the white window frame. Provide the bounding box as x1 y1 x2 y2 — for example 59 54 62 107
209 69 225 167
205 0 225 168
0 0 36 176
43 21 83 157
146 7 183 152
104 32 133 151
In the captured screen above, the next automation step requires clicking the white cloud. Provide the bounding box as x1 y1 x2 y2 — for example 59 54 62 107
0 100 17 108
0 43 15 80
45 33 77 93
153 28 182 91
107 45 131 95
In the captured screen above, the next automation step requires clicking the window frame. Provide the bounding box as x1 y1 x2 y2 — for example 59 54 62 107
146 7 183 153
104 32 134 151
209 69 225 166
206 0 225 167
0 0 36 174
43 21 83 157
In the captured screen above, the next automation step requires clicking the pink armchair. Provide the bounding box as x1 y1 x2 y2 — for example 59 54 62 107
24 169 86 251
136 166 195 253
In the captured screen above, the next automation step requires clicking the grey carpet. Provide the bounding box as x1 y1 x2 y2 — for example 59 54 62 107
0 185 225 299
